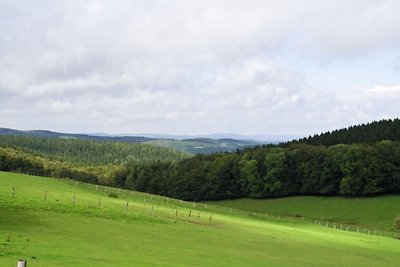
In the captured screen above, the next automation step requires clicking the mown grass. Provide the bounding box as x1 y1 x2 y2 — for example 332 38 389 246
1 171 399 266
207 195 400 231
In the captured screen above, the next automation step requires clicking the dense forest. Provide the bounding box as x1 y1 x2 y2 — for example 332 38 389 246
1 119 400 201
119 141 400 200
289 119 400 146
0 135 190 166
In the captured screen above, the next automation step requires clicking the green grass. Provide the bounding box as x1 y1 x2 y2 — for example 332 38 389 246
1 171 399 266
207 196 400 231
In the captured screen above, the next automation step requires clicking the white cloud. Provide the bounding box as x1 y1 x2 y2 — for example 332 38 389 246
0 0 399 135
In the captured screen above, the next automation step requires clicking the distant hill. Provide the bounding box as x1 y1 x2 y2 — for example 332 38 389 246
0 128 267 154
288 118 400 146
0 128 154 143
146 138 261 154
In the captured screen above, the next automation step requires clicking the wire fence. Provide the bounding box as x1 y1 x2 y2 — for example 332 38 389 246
3 177 400 240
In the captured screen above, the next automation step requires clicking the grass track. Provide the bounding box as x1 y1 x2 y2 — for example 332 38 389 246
1 172 399 266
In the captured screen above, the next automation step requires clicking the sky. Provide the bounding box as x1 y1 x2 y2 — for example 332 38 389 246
1 0 399 137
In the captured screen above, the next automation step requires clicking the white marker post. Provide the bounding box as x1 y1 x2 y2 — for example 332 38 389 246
17 259 27 267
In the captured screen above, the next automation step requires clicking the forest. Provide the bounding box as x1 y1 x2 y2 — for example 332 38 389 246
289 118 400 146
1 119 400 201
0 135 190 166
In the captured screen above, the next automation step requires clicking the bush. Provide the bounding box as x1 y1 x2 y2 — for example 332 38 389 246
108 192 118 198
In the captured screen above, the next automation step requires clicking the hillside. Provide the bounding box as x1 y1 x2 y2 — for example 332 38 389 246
1 172 399 266
0 128 154 143
289 118 400 146
0 128 264 154
146 138 260 154
208 196 400 231
0 135 190 166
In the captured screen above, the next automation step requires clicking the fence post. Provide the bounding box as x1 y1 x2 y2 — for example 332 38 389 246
17 259 27 267
12 186 15 197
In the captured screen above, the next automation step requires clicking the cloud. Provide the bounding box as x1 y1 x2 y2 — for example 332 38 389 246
0 1 399 135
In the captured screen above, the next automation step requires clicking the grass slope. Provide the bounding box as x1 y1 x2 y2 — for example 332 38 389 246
1 172 399 266
208 196 400 231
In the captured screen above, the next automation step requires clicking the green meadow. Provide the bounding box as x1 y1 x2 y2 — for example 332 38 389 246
1 171 399 266
208 195 400 231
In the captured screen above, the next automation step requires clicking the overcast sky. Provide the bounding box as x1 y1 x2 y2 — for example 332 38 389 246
1 0 399 136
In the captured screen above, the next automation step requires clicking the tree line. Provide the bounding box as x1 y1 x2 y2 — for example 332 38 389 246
117 141 400 200
2 140 400 201
2 119 400 201
288 118 400 146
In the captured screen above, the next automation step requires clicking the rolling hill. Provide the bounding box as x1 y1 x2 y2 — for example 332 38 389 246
0 128 265 154
1 172 399 266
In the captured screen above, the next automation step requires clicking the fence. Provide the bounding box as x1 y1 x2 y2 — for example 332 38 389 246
4 177 400 239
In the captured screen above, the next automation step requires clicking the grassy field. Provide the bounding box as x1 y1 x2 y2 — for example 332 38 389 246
208 196 400 231
1 171 399 266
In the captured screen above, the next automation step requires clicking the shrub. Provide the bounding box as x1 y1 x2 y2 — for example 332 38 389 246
108 192 118 198
394 215 400 230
